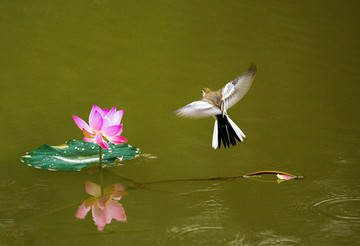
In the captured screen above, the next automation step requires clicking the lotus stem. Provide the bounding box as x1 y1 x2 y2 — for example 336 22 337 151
99 146 104 194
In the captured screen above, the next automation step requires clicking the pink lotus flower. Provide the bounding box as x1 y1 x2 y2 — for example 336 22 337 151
277 174 294 180
75 181 127 231
73 104 127 149
277 173 295 183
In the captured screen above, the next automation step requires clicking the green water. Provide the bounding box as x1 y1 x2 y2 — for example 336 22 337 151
1 1 360 245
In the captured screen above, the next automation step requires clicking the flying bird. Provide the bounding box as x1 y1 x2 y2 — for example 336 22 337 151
175 64 257 149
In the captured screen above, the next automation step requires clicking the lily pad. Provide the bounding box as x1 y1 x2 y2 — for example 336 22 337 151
21 140 139 171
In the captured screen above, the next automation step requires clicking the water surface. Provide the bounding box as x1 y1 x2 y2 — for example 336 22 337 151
1 1 360 245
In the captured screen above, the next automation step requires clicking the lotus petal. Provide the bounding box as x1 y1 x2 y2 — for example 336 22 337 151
90 111 103 133
102 108 110 115
72 116 92 133
108 135 127 144
96 133 109 149
97 195 110 210
107 107 117 119
112 109 124 126
89 104 103 122
85 181 102 197
82 128 95 138
114 183 125 190
111 190 127 200
104 125 123 137
92 202 107 231
83 137 96 142
75 201 91 219
106 200 127 221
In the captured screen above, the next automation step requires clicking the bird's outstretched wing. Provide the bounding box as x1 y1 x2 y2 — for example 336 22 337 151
175 100 222 118
221 64 257 110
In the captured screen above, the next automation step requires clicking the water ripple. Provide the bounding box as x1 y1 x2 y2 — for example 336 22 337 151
307 182 360 224
313 197 360 223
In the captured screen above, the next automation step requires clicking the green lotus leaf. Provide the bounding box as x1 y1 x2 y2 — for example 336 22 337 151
21 139 139 171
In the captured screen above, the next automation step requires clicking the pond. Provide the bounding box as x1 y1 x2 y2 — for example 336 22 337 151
1 1 360 245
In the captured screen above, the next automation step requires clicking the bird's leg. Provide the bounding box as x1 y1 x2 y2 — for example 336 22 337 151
221 101 227 116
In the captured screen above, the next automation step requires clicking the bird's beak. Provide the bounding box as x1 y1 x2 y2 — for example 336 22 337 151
201 89 206 97
202 88 210 97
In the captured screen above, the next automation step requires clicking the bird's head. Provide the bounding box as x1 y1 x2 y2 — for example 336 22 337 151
201 88 211 97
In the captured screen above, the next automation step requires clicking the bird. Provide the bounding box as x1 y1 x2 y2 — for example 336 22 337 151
175 64 257 149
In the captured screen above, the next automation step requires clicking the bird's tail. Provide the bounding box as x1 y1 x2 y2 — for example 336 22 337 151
212 115 245 149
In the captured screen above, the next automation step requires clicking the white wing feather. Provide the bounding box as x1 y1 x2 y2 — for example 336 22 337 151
221 64 256 110
175 100 221 118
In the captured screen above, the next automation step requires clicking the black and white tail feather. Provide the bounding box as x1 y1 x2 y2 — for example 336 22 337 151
212 114 245 149
175 64 256 149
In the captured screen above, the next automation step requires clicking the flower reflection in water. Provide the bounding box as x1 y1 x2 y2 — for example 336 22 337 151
76 181 127 231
